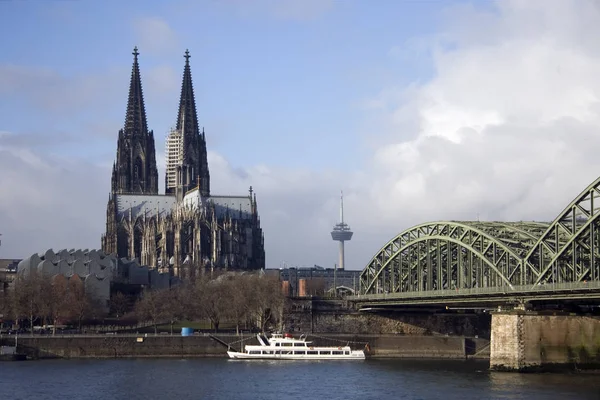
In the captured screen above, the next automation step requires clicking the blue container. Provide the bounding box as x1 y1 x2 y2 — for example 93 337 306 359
181 327 193 337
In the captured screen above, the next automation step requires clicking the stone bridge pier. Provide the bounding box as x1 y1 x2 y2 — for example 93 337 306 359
490 311 600 372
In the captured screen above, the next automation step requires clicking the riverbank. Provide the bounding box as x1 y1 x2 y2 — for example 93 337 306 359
0 333 490 360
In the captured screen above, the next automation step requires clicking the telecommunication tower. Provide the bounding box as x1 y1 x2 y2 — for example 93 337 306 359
330 192 353 270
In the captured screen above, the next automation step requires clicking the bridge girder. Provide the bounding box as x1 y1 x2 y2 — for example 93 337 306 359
360 221 544 295
524 176 600 286
360 176 600 296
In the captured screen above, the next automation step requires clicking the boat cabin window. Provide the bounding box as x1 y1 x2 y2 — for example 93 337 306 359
282 343 293 347
307 350 318 355
293 343 305 347
332 351 343 355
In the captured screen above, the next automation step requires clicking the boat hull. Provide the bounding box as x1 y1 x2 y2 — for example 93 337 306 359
227 351 365 360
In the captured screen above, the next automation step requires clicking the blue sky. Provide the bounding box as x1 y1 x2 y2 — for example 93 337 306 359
3 0 599 270
0 0 455 169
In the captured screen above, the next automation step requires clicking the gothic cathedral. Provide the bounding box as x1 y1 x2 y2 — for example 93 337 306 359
102 47 265 278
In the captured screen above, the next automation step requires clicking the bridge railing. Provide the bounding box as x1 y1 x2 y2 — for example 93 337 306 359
349 281 600 301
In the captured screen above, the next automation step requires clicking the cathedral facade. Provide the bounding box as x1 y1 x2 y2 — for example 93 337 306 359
102 47 265 278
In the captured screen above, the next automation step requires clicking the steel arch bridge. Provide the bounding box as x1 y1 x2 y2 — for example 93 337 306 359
359 176 600 301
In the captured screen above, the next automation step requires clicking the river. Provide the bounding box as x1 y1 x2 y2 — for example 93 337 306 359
1 359 599 399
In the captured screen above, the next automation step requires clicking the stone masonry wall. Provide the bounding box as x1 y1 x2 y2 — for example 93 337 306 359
490 312 600 371
522 314 600 370
287 309 491 338
489 314 521 370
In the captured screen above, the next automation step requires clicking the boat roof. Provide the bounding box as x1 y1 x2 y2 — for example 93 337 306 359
264 333 311 343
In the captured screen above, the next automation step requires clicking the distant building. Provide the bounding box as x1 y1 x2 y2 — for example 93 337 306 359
17 249 173 311
0 259 19 297
268 266 361 297
0 259 19 272
102 48 265 278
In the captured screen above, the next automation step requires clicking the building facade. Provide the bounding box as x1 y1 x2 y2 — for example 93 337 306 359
102 47 265 278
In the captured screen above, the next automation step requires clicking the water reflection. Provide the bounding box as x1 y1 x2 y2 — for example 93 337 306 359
1 358 599 400
488 370 600 400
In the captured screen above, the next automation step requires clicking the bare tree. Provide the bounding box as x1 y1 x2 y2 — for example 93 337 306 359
163 287 186 335
190 274 228 333
135 288 169 334
41 275 70 335
222 275 250 335
10 271 46 334
67 276 96 333
246 273 285 333
110 292 132 318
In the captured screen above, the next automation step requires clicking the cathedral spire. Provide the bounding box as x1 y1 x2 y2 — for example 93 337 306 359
124 46 149 136
110 47 159 195
166 49 210 197
176 49 199 138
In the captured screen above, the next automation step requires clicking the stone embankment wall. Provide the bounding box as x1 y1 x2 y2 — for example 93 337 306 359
2 335 238 359
1 334 490 360
490 312 600 372
286 298 491 338
310 313 491 337
315 334 490 359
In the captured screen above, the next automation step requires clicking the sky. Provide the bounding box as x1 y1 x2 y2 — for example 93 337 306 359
2 0 600 270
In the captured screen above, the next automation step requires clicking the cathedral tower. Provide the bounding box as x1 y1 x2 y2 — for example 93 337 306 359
103 47 264 273
165 49 210 198
111 46 159 195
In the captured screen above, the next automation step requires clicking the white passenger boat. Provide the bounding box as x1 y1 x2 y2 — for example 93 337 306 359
227 333 366 360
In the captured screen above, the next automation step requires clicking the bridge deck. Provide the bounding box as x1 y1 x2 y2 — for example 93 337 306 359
349 281 600 307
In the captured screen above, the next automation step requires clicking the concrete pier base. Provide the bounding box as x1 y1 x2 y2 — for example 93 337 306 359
490 312 600 372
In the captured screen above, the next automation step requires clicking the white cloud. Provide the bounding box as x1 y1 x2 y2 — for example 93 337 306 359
359 0 600 238
132 17 180 57
0 133 109 258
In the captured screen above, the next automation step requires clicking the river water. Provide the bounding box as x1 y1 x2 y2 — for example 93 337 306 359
1 359 599 399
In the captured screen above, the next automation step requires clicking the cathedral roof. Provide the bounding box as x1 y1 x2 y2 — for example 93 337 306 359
210 196 253 219
115 193 253 219
116 194 176 219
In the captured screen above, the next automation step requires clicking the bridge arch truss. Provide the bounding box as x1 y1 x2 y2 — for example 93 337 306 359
360 176 600 296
